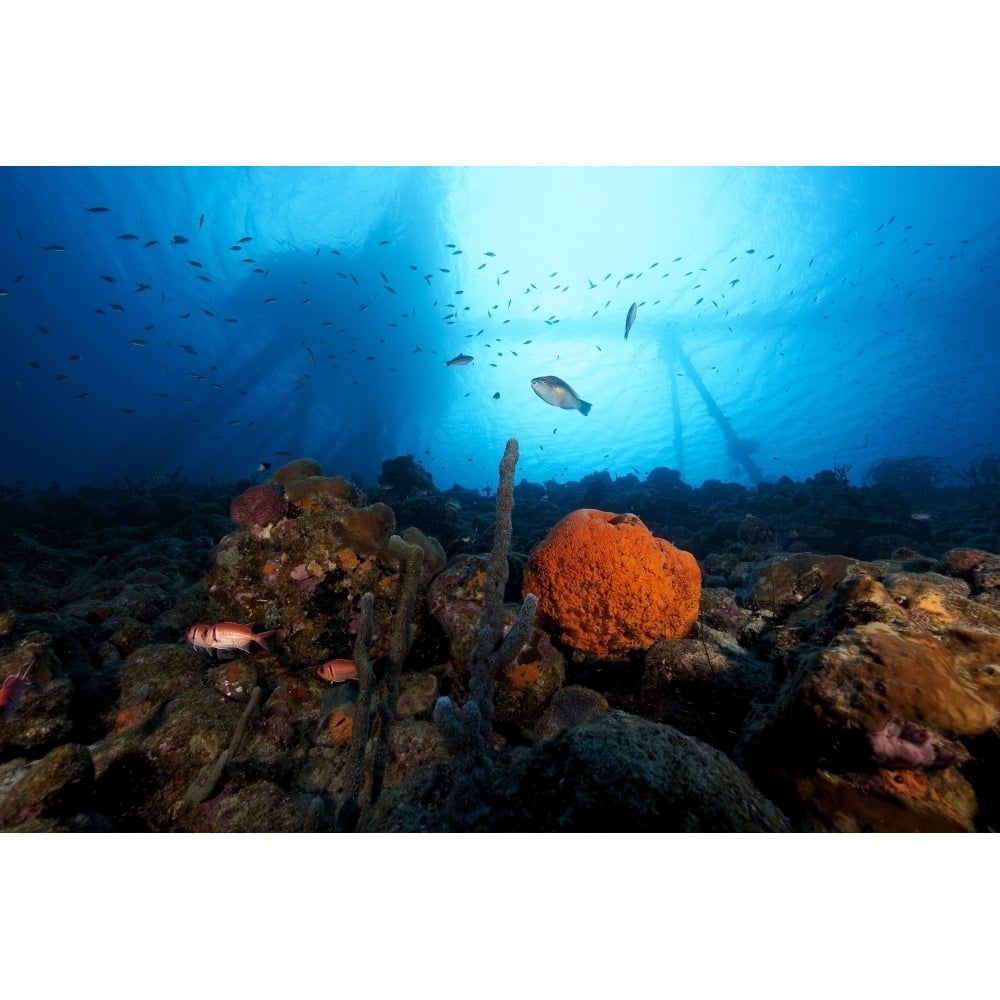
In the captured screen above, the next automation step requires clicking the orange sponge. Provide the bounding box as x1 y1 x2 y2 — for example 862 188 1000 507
522 509 701 657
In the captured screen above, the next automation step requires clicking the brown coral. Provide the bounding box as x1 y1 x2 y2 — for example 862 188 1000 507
229 484 286 530
522 508 701 657
284 475 363 511
266 457 324 485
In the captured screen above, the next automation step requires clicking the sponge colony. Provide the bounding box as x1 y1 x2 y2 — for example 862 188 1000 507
522 509 701 657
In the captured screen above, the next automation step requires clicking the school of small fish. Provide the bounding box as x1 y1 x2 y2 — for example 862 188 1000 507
5 180 963 484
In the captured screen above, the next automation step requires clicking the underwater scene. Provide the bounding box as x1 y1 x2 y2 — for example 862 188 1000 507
2 165 1000 832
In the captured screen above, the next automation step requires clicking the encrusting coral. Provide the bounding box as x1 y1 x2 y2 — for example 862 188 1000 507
229 484 286 531
522 508 701 657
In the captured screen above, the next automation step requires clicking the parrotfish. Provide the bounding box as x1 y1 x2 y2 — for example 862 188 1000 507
530 376 592 416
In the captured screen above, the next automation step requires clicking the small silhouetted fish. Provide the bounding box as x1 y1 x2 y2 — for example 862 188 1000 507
264 297 277 304
257 462 271 473
202 309 214 317
128 339 148 347
100 274 116 283
530 375 592 415
492 391 500 399
117 233 138 241
37 325 49 335
171 235 189 244
29 361 41 368
110 303 124 311
143 240 159 248
276 450 293 456
624 301 637 340
135 282 151 292
188 260 203 268
238 236 253 243
95 308 106 315
180 344 197 354
44 244 67 252
225 317 238 324
68 354 82 361
85 206 110 213
199 214 205 229
446 353 474 367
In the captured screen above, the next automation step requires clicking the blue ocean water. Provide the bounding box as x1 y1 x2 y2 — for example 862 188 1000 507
2 166 998 493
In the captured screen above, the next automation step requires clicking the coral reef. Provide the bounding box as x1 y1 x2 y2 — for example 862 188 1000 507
4 450 1000 832
377 454 435 499
522 508 701 657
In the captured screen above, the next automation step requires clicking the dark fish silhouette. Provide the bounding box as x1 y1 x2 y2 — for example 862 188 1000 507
446 353 474 367
44 244 67 252
625 302 637 340
85 206 110 213
171 235 189 244
117 233 139 241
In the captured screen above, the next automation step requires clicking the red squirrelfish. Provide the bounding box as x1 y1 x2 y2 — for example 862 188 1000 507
186 622 276 654
0 662 32 723
315 658 360 683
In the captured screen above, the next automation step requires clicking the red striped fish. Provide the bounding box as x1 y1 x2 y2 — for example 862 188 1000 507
186 623 275 654
315 658 360 683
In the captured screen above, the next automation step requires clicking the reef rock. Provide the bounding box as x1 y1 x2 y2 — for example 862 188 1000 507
367 710 792 832
522 509 701 657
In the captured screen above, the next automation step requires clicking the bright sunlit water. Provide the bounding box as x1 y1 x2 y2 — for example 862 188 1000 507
2 165 997 492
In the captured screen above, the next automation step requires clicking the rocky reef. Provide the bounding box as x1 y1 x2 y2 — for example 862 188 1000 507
2 457 1000 832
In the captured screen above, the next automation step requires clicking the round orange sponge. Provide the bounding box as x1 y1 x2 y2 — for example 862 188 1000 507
522 509 701 657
